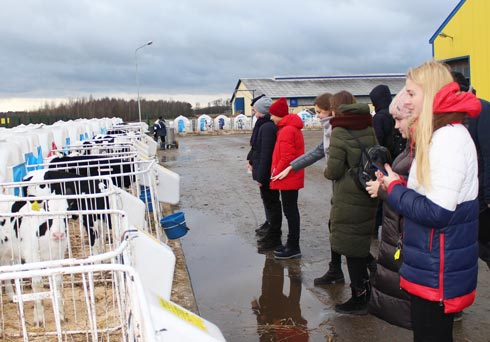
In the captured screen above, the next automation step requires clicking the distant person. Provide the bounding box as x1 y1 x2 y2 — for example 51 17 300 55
269 97 305 259
247 94 270 235
153 116 167 150
245 95 283 252
370 85 395 154
453 71 490 270
381 60 481 341
366 87 413 329
369 84 397 238
323 90 378 315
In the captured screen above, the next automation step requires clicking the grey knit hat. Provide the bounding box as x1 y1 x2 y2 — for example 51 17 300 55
253 96 272 115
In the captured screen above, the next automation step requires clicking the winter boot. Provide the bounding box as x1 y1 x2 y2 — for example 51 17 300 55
255 221 270 236
314 262 345 285
274 246 301 259
335 284 369 315
273 245 286 255
257 232 282 252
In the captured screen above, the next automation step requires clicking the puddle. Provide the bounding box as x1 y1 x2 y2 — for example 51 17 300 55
181 209 330 342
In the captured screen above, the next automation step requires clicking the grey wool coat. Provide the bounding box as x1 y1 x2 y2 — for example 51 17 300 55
324 109 378 258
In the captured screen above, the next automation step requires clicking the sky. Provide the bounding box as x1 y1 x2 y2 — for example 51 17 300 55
0 0 461 112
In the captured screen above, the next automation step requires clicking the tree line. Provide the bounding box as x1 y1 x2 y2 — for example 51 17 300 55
2 96 232 127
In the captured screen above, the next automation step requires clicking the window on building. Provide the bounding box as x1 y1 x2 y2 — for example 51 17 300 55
444 56 470 82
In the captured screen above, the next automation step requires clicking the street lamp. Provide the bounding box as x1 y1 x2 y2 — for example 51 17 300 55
135 40 153 123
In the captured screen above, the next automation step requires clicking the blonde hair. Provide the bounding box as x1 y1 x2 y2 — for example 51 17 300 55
407 60 453 189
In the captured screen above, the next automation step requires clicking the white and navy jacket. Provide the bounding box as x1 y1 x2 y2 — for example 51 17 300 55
386 123 479 313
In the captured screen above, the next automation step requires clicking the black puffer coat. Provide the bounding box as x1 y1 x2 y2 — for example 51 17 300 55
250 119 277 185
368 147 412 329
370 85 396 156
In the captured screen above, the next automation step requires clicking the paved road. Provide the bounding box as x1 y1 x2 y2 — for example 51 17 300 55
162 130 490 342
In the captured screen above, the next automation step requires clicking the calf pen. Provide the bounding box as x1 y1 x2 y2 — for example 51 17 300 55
0 261 152 341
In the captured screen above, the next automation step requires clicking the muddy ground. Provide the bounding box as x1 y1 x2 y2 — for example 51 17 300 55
161 130 490 342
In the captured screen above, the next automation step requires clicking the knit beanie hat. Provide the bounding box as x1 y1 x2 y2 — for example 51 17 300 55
389 87 411 118
251 94 265 106
269 97 289 117
253 96 272 115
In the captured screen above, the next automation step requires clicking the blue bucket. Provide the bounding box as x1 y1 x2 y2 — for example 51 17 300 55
139 186 153 212
160 212 189 239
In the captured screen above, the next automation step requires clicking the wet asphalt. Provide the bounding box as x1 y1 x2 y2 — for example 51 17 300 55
161 130 490 342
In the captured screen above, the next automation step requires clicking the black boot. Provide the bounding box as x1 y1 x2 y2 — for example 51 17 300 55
255 221 270 236
314 262 345 285
335 283 369 315
257 233 282 251
274 245 301 259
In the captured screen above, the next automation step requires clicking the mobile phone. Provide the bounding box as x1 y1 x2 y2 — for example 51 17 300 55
372 161 388 176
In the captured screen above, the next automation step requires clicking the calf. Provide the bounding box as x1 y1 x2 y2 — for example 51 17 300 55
23 169 112 254
48 155 135 188
0 195 22 299
18 198 68 325
0 196 69 325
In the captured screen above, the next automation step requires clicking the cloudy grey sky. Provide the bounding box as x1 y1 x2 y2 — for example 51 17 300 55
0 0 460 111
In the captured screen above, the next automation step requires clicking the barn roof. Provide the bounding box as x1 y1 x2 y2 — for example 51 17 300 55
232 74 406 101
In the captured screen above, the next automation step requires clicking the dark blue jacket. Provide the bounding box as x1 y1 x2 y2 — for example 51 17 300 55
386 124 479 313
153 120 167 136
387 183 478 313
251 119 277 185
467 99 490 210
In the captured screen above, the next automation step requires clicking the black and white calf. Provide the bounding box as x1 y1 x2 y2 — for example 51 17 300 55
0 195 69 325
23 169 113 254
48 154 136 189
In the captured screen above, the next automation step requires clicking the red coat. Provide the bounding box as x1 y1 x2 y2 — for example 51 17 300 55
270 114 305 190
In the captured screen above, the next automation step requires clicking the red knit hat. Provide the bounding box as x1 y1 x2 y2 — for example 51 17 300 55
269 97 289 117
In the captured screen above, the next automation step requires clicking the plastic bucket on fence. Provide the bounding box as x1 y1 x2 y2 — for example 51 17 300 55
160 212 189 239
139 186 153 212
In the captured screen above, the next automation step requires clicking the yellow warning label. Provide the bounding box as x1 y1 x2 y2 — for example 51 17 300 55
158 296 208 332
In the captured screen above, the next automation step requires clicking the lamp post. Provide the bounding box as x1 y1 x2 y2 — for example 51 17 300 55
135 41 153 123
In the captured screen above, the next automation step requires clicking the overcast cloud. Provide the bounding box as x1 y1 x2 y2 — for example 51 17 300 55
0 0 459 111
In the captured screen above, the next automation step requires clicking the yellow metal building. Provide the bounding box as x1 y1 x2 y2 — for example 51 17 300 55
430 0 490 100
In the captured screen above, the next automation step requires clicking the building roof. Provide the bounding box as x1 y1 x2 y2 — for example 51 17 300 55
429 0 466 45
232 74 406 101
